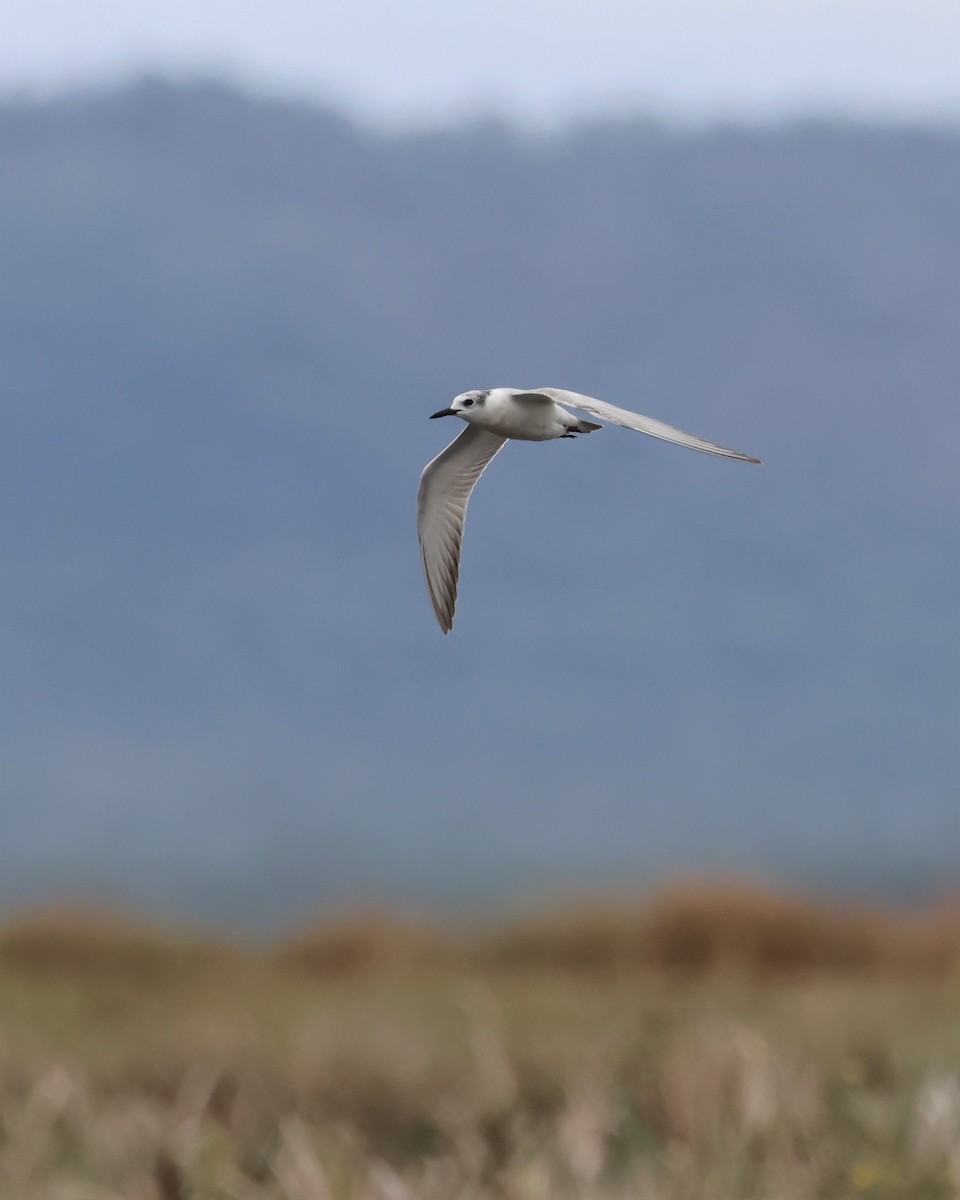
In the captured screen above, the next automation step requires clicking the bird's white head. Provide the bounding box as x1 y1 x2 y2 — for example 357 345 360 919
430 390 488 421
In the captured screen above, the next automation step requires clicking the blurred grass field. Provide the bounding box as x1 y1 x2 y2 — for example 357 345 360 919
0 882 958 1199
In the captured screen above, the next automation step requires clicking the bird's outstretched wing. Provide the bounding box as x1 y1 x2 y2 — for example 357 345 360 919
529 388 762 463
418 425 507 633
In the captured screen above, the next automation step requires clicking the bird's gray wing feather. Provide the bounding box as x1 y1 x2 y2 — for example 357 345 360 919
531 388 762 463
417 425 508 633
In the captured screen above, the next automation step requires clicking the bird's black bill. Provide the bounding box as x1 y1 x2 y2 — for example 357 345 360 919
430 407 456 419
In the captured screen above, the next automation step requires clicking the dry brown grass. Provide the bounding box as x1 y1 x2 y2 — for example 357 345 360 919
0 905 238 982
0 883 958 1199
274 910 446 976
472 881 960 979
4 883 958 985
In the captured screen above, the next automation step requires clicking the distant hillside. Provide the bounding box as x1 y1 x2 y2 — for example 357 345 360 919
1 80 957 923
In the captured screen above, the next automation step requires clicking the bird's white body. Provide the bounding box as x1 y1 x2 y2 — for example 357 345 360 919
417 387 761 633
450 387 587 440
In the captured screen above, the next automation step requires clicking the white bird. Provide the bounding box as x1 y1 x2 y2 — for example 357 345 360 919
417 387 761 633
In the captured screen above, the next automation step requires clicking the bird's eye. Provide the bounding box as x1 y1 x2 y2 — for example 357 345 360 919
462 398 474 407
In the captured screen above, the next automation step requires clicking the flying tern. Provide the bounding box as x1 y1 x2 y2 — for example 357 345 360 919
417 387 761 633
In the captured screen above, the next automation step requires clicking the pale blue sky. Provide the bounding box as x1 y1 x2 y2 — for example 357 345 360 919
4 0 959 125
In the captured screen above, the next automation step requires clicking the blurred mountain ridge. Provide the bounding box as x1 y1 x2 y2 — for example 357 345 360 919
1 78 957 924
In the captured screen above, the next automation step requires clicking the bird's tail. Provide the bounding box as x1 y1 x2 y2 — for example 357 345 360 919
574 419 602 433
